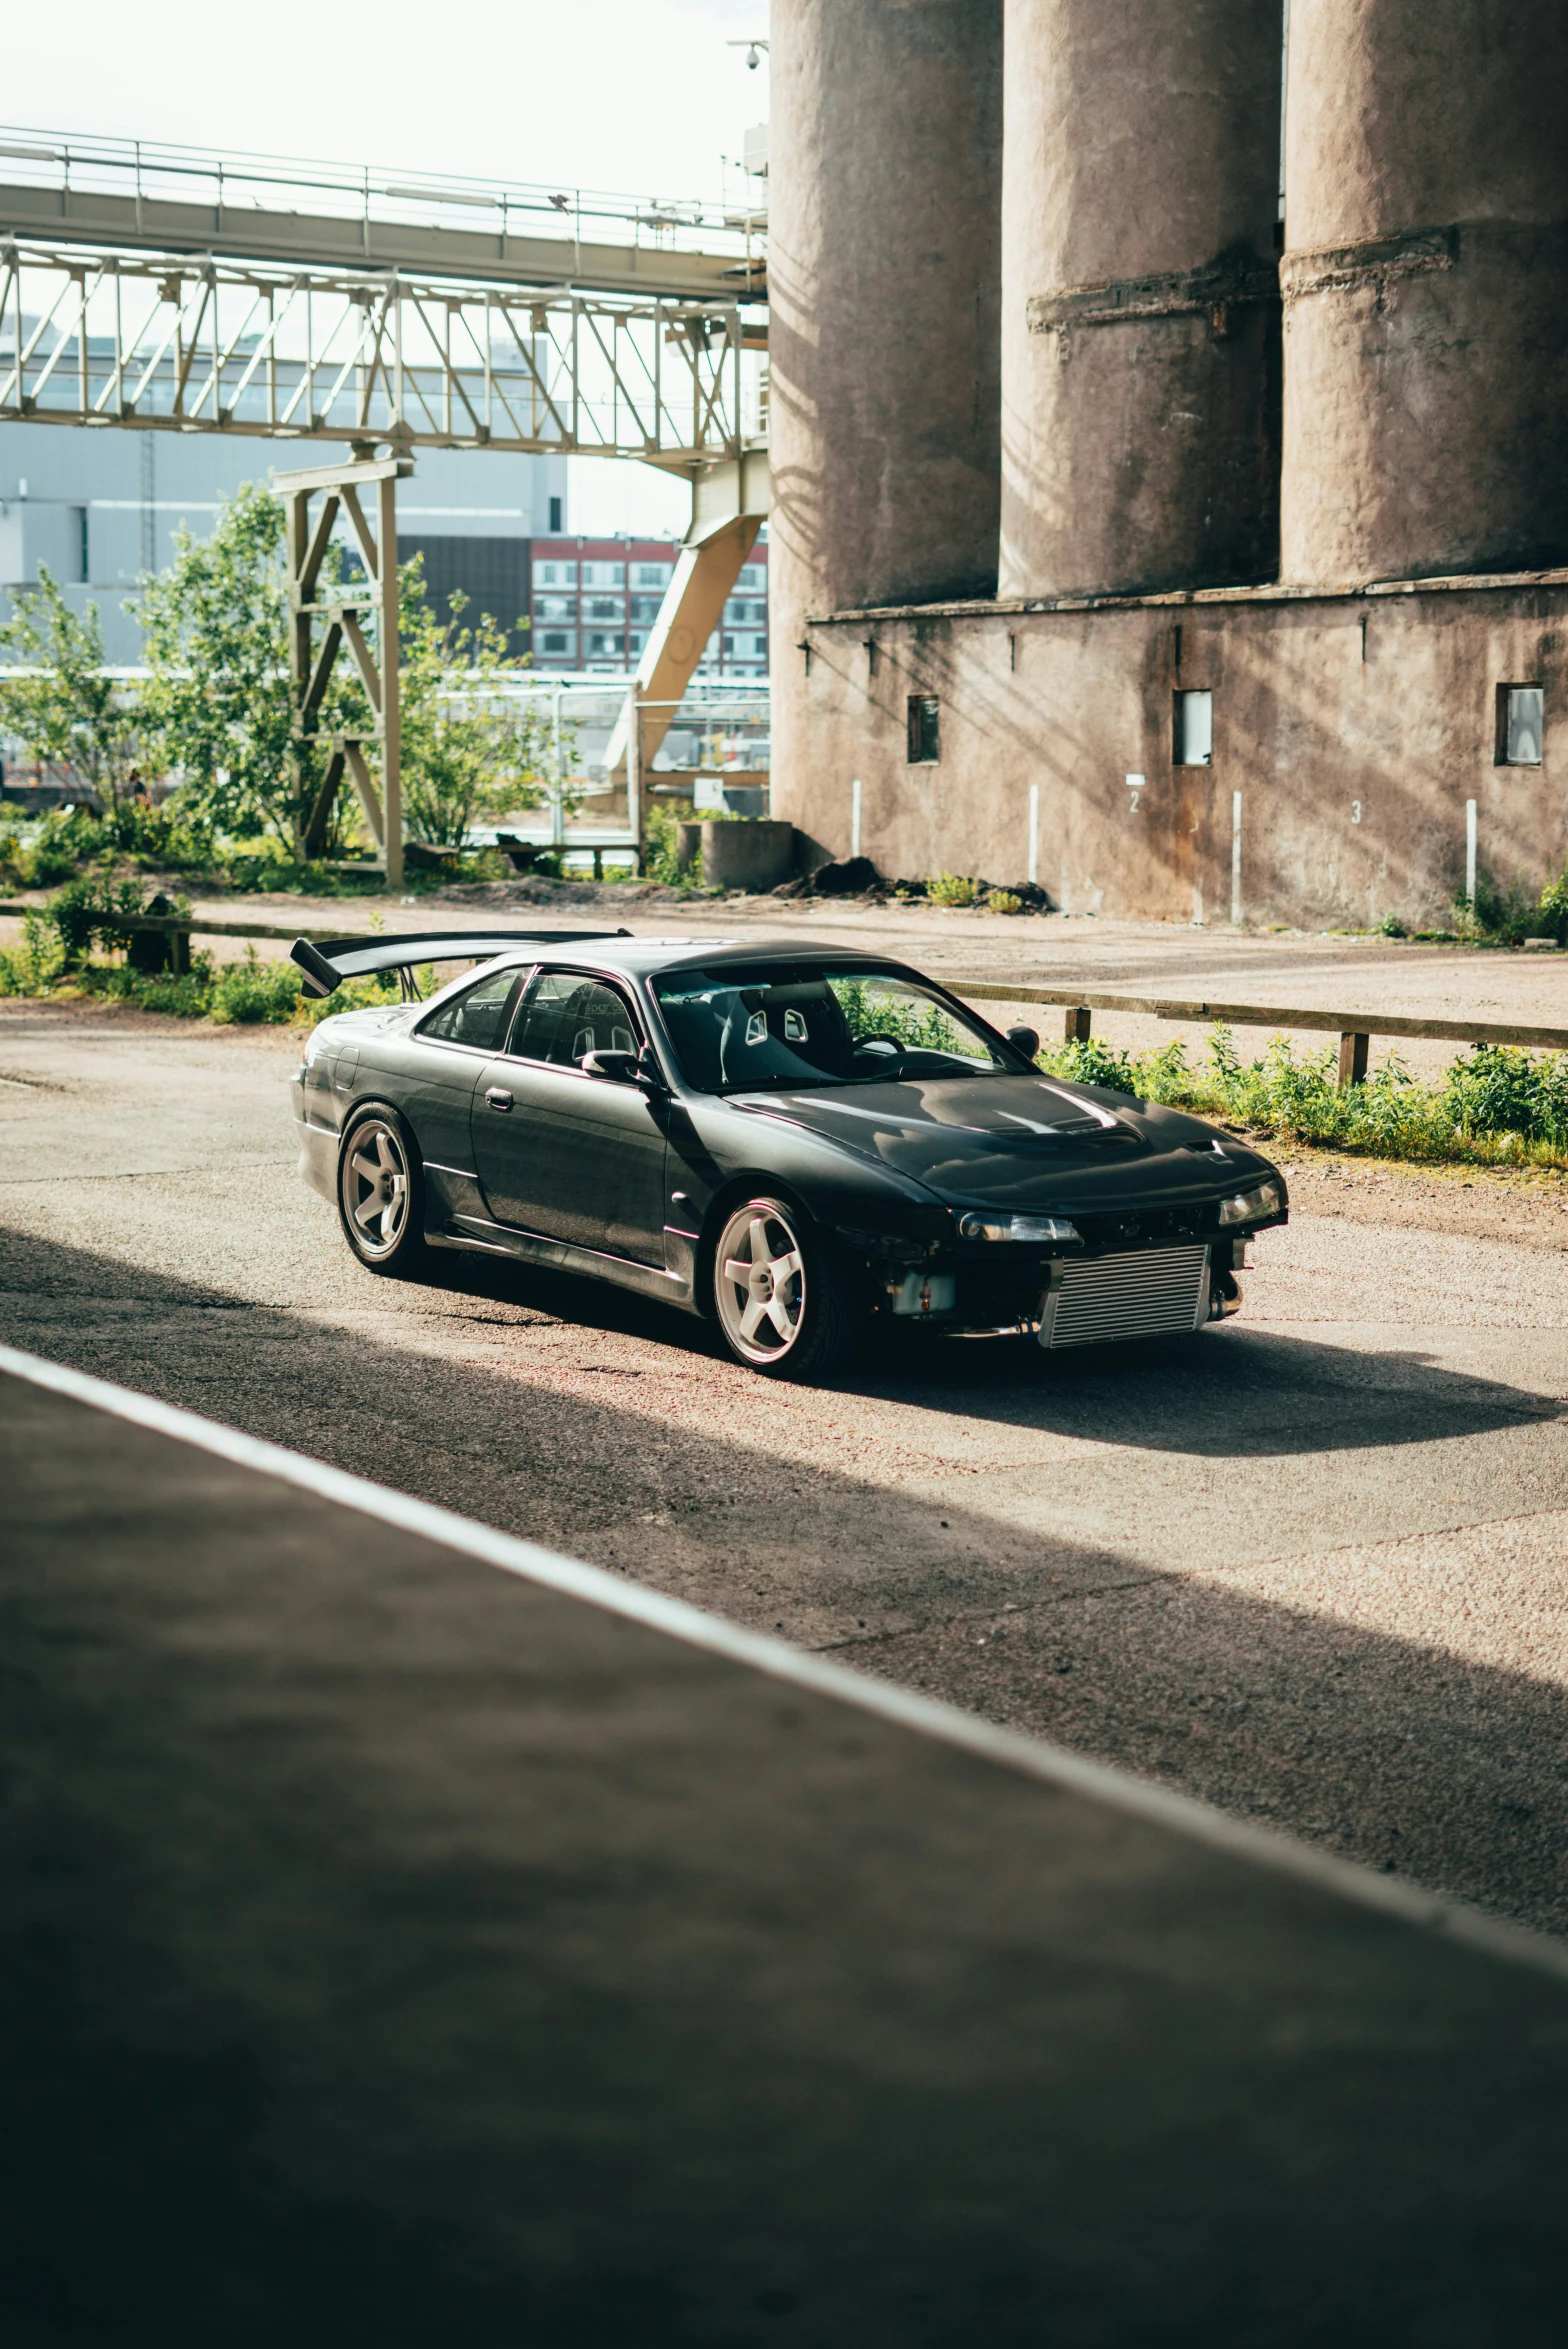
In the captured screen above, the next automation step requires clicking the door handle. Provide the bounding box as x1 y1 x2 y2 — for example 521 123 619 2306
485 1087 514 1112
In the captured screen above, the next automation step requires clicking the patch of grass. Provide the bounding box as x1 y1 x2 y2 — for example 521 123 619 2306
1036 1025 1568 1171
987 889 1025 916
927 870 978 909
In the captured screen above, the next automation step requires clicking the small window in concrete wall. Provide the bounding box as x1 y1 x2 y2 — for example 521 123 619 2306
1497 685 1545 766
1173 689 1213 767
907 695 940 764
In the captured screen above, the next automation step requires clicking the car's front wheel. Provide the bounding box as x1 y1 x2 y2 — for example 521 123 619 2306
711 1196 859 1379
337 1106 426 1275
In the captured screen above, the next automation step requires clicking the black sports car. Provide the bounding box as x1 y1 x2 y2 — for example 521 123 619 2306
290 928 1288 1378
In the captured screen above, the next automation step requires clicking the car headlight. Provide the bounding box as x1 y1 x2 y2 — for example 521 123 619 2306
1217 1179 1283 1226
958 1212 1080 1244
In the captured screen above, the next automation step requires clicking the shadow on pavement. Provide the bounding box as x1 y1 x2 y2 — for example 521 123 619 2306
2 1222 1566 1936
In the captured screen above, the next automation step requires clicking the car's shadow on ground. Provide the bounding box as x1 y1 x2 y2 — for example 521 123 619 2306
397 1245 1556 1463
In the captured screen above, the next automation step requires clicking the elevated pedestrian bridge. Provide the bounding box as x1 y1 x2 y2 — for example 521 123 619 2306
0 124 767 463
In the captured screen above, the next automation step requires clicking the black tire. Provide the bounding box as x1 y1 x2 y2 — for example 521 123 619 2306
337 1104 427 1276
710 1194 861 1380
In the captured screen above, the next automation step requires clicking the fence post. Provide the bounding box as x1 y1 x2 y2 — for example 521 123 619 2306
1336 1031 1370 1090
377 470 403 891
1064 1005 1092 1045
625 681 642 874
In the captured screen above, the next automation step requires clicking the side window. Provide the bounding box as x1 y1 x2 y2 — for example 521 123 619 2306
1173 689 1214 767
906 694 940 764
1497 684 1544 766
508 971 641 1068
418 964 525 1050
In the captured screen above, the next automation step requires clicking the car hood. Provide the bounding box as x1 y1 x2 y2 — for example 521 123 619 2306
730 1074 1272 1210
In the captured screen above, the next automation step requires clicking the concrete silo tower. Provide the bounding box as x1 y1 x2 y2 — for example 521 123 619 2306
1281 0 1568 583
998 0 1284 600
767 0 1004 630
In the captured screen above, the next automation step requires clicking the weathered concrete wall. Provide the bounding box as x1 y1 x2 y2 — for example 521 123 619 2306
1282 0 1568 584
778 580 1568 928
999 0 1282 600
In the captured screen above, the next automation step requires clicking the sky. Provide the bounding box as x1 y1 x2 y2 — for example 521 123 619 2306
5 0 771 537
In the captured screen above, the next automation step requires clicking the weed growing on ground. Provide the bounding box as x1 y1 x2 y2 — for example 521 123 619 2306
927 871 978 908
643 804 712 892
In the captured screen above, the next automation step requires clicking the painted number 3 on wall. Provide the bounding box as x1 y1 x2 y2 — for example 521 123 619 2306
1351 801 1362 824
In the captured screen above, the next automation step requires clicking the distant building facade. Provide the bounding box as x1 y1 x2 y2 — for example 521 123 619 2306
527 534 770 676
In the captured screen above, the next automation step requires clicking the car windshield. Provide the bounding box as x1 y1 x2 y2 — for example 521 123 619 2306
652 963 1026 1093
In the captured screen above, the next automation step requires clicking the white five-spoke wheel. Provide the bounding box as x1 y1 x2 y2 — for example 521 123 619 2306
712 1196 859 1379
338 1109 424 1273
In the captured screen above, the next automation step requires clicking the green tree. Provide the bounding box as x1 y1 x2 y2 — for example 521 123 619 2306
139 486 561 856
0 568 146 814
136 479 306 848
396 572 559 848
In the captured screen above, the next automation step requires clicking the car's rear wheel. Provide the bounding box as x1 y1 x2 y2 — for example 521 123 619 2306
338 1106 425 1275
711 1196 859 1379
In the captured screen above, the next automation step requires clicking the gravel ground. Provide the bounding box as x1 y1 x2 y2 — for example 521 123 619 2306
2 986 1566 1939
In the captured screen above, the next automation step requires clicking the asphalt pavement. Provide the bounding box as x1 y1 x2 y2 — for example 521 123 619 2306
7 1359 1567 2347
2 970 1566 1937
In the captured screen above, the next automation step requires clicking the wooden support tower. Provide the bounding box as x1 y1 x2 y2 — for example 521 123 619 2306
275 449 411 889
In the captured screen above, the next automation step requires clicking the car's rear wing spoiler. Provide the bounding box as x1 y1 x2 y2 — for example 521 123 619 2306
289 928 631 1000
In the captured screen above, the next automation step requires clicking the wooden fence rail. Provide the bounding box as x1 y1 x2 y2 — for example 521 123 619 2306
946 982 1568 1088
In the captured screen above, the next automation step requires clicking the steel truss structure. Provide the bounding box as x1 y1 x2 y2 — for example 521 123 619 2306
0 237 756 468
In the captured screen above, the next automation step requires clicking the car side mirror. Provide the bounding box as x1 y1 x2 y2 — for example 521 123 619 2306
636 1044 668 1094
1006 1024 1040 1060
580 1048 639 1083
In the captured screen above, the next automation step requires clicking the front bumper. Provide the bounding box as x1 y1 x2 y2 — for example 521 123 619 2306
861 1229 1262 1341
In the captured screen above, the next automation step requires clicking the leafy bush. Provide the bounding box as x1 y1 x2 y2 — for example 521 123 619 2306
45 876 155 965
987 889 1025 916
1445 1042 1568 1143
1534 875 1568 946
645 804 701 889
92 960 217 1018
209 947 306 1025
1455 863 1568 947
29 807 107 885
0 909 67 996
927 870 977 908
